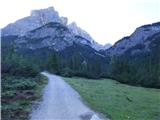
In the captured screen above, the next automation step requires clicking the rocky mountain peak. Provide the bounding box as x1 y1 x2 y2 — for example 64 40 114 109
2 6 111 51
31 7 56 16
2 7 67 36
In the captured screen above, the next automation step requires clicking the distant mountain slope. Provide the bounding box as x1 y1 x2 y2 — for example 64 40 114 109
104 22 160 88
14 22 74 51
105 22 160 56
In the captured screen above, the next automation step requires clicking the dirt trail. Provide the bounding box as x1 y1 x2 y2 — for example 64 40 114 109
30 72 107 120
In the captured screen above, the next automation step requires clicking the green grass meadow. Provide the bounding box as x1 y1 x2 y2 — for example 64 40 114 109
64 77 160 120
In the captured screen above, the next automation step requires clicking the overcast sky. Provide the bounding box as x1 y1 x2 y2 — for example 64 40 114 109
0 0 160 45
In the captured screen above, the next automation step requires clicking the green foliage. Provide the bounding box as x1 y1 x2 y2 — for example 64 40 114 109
44 53 103 79
1 74 48 120
46 53 60 74
109 57 135 83
2 78 36 91
2 52 40 77
1 40 47 120
61 67 73 77
108 54 160 88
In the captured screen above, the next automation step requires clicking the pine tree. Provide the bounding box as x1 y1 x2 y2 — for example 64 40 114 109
47 53 59 73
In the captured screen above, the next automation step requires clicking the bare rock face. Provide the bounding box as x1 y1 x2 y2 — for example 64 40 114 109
15 22 103 52
68 22 105 51
106 22 160 56
60 17 68 25
15 22 74 51
2 7 67 36
103 43 112 50
68 22 94 43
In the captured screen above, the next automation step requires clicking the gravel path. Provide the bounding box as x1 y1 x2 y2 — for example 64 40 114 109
30 72 106 120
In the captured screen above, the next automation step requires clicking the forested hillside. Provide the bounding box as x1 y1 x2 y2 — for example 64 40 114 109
106 27 160 88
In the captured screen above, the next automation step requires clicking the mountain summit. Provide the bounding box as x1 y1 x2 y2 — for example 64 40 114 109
2 7 67 36
2 7 110 51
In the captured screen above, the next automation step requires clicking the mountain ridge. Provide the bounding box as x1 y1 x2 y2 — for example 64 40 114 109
2 7 110 51
105 22 160 56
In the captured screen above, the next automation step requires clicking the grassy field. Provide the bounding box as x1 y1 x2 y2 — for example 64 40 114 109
64 77 160 120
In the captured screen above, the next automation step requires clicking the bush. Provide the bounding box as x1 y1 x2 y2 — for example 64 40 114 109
2 53 40 77
61 67 73 77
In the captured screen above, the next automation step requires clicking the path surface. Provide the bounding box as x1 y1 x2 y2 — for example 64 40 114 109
30 72 106 120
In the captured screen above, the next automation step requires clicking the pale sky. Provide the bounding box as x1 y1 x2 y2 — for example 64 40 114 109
0 0 160 45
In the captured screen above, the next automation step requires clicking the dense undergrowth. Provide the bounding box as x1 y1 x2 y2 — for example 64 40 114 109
1 74 47 120
1 49 48 120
